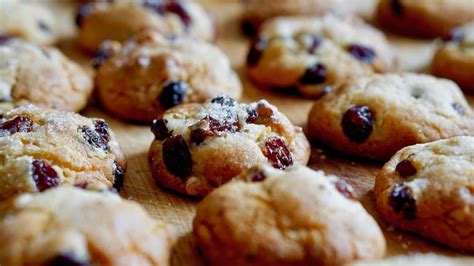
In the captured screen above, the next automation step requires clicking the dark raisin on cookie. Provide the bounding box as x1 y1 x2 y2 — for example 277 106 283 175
190 116 238 144
347 44 376 64
264 136 293 169
0 116 34 136
93 120 111 144
151 119 171 140
250 171 266 182
113 161 125 192
390 0 404 16
32 159 59 192
247 38 267 66
0 35 12 45
211 96 236 106
390 183 416 220
159 81 189 109
75 4 93 27
47 254 90 266
162 135 192 178
395 159 417 178
246 101 273 124
452 103 465 116
334 179 357 200
299 63 326 85
241 19 257 37
341 105 374 143
190 128 214 145
80 122 110 152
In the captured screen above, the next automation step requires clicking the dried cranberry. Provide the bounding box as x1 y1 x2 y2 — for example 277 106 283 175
211 96 236 106
395 159 417 178
251 171 266 182
0 35 12 45
32 159 59 192
0 116 34 136
47 254 90 266
190 128 214 145
91 41 119 69
190 116 238 144
247 38 267 66
299 63 326 85
75 4 93 27
390 183 416 220
151 119 170 140
264 136 293 169
391 0 404 16
93 120 110 144
207 116 238 133
452 103 465 116
159 81 188 109
341 105 374 143
162 135 192 178
113 161 125 192
347 44 376 64
144 1 191 28
334 179 357 200
80 123 109 152
442 27 465 42
246 102 273 124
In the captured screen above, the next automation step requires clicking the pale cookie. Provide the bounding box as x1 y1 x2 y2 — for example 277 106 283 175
193 164 386 266
148 96 310 197
374 136 474 251
307 73 474 160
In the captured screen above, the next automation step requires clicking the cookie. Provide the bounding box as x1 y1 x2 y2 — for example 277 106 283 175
148 96 310 197
77 0 214 52
307 73 474 161
0 2 57 45
351 253 474 266
0 105 126 200
0 187 174 265
96 29 242 122
246 15 397 98
377 0 474 39
374 136 474 251
432 21 474 91
0 36 93 112
193 164 386 266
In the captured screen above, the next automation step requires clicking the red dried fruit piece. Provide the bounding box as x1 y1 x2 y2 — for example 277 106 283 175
246 102 274 124
341 105 374 143
251 171 266 182
190 116 238 145
151 119 170 140
334 179 357 200
390 183 416 220
80 121 110 152
299 63 326 85
347 44 376 64
32 159 59 192
395 159 417 178
0 116 34 136
391 0 404 16
190 128 214 145
264 136 293 169
93 120 110 144
162 135 192 178
113 161 125 192
247 38 267 66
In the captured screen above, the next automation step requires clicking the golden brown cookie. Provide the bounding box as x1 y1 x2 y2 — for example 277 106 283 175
307 73 474 161
193 164 386 266
374 136 474 251
148 97 310 197
95 30 242 122
246 15 397 98
0 105 126 200
0 187 174 265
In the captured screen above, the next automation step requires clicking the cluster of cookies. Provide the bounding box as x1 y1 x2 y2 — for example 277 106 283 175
0 0 473 265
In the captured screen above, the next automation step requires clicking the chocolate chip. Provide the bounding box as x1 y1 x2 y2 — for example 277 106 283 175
334 179 357 200
395 159 417 178
113 161 125 191
80 121 110 152
159 81 188 109
251 171 266 182
452 103 465 116
47 254 90 266
391 0 404 16
264 136 293 169
299 63 326 85
75 4 93 27
0 116 34 136
210 96 236 106
162 135 192 178
0 35 12 45
341 105 374 143
151 119 170 140
347 44 376 64
247 38 267 66
390 183 416 220
37 21 50 32
32 159 59 192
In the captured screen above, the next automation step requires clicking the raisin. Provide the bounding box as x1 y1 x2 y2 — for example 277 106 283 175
32 159 59 192
246 102 273 124
162 135 192 178
341 105 374 143
159 81 188 109
75 4 93 27
334 179 357 200
47 254 90 266
113 161 125 192
391 0 404 16
210 96 236 106
395 159 417 178
151 119 170 140
264 136 293 169
247 38 267 66
241 19 257 37
299 63 326 85
93 120 110 144
390 183 416 220
250 171 266 182
207 116 238 133
452 103 465 116
190 128 214 145
347 44 376 64
80 122 109 152
0 35 12 45
190 116 238 145
0 116 34 136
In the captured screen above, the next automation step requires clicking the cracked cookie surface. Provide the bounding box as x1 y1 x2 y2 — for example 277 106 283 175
193 164 386 266
0 187 174 266
374 136 474 251
148 97 310 197
0 105 126 200
307 73 474 160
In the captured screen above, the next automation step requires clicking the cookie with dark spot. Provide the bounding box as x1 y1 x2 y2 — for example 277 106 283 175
307 73 474 160
375 136 474 251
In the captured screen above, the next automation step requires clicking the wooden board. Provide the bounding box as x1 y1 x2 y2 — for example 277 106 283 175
55 1 474 265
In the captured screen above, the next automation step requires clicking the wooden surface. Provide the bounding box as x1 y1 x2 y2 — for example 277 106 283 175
57 1 474 265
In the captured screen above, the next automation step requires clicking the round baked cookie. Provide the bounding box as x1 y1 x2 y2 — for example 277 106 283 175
377 0 474 39
246 15 397 98
432 21 474 91
307 73 474 161
374 136 474 251
148 96 310 197
0 36 93 112
0 187 174 265
193 164 386 266
0 105 126 200
96 29 242 122
0 1 57 45
77 0 214 52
